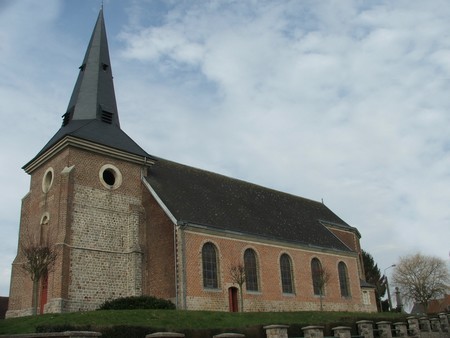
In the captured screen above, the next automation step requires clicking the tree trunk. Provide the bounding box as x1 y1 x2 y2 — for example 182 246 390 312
239 285 244 312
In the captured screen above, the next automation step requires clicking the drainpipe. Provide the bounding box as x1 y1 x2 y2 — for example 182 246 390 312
173 224 178 309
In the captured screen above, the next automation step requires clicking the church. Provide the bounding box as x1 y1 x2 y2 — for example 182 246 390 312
7 9 376 317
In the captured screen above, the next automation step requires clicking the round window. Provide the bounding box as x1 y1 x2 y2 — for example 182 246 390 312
99 164 122 189
42 168 54 193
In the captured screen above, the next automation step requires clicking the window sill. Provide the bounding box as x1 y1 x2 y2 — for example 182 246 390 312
282 292 296 297
203 287 222 293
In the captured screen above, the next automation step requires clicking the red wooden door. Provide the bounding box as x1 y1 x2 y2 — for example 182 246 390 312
40 274 48 315
228 287 239 312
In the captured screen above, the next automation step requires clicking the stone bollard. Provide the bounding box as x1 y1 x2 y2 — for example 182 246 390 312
146 333 185 338
430 318 441 332
301 326 324 338
419 317 431 332
407 316 421 338
62 333 101 338
356 320 374 338
393 322 408 337
332 326 352 338
438 313 449 332
376 321 392 338
213 334 245 338
264 325 289 338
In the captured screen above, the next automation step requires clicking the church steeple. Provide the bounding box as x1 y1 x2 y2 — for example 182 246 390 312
64 8 119 127
24 9 152 172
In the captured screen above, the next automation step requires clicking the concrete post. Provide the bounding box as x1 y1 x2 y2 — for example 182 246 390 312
419 317 431 332
356 320 374 338
332 326 352 338
376 321 392 338
407 316 421 338
146 333 185 338
301 326 324 338
438 313 449 332
213 334 245 338
393 322 408 337
264 325 289 338
430 318 441 332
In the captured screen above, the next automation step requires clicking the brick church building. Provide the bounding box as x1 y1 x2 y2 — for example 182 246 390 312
7 10 376 317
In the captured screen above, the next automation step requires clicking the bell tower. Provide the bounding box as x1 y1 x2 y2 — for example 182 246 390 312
7 9 155 317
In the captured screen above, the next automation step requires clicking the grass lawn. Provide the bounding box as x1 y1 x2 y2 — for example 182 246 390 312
0 310 406 335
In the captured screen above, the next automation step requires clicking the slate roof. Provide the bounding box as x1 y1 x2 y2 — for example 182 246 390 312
146 159 354 252
28 9 149 164
29 119 149 162
66 8 119 126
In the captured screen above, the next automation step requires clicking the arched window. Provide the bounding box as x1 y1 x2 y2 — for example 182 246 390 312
311 258 324 296
280 254 294 294
202 242 219 288
338 261 351 297
244 249 259 291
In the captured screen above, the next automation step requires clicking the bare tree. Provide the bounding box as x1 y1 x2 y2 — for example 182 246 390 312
392 253 449 313
20 232 57 316
229 262 246 312
312 265 331 311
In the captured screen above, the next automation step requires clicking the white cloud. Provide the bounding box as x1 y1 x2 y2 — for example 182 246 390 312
117 0 450 275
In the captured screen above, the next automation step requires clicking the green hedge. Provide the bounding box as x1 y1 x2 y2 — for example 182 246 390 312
98 295 176 310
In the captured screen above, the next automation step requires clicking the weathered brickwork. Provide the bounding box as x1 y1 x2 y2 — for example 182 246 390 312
7 147 149 316
141 191 176 301
8 149 72 317
177 229 377 312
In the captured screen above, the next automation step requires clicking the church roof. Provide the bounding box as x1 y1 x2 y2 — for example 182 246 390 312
146 159 354 252
27 9 149 166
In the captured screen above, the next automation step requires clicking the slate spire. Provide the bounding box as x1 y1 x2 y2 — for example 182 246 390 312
24 9 152 171
64 8 119 127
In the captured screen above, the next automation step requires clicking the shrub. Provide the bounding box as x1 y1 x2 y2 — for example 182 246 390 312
98 295 176 310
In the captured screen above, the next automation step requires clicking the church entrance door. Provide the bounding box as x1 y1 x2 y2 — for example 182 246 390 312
40 273 48 315
228 287 239 312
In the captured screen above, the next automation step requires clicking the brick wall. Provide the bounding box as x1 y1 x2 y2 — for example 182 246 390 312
7 146 149 316
178 228 377 312
141 188 176 301
327 227 365 281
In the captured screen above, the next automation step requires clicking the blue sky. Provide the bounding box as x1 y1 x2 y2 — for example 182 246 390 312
0 0 449 305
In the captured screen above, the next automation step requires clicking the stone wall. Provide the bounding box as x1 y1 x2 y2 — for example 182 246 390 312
66 183 144 312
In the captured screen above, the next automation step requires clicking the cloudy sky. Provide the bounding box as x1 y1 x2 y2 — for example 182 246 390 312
0 0 449 303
